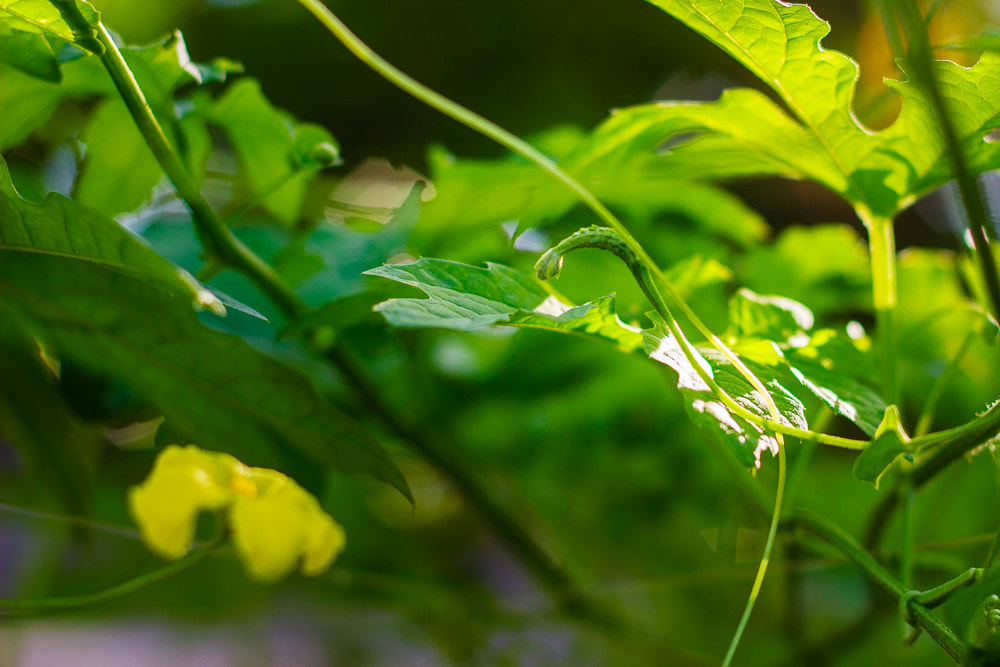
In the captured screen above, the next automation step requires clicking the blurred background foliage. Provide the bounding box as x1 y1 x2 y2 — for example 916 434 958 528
4 0 1000 665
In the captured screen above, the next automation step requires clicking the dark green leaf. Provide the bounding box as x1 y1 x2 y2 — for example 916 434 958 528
0 154 217 309
366 259 644 352
0 251 412 502
0 315 96 515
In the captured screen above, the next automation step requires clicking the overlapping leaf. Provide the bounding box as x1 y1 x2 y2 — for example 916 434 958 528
365 259 644 352
588 0 1000 218
0 251 412 502
725 287 886 436
643 315 805 469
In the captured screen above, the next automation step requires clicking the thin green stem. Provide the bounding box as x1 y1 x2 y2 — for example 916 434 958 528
895 0 1000 322
81 16 614 632
722 445 786 667
291 0 807 460
787 511 966 663
0 537 223 617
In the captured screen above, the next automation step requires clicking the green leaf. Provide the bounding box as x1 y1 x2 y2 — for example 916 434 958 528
643 315 807 469
75 32 239 216
0 26 59 81
853 405 912 487
0 154 218 309
741 224 871 318
630 0 1000 216
0 252 412 503
0 315 96 515
365 259 644 352
784 330 886 437
75 97 162 217
421 138 768 245
0 0 99 46
209 78 333 225
725 288 814 342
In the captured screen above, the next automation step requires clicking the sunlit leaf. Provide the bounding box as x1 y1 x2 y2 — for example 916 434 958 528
366 258 644 352
209 77 335 225
622 0 1000 217
0 0 99 47
643 314 806 469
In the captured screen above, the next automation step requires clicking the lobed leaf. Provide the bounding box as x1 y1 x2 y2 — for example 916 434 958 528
0 252 412 502
366 259 644 352
623 0 1000 217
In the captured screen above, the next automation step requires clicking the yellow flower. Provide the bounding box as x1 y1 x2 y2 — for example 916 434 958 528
129 445 346 582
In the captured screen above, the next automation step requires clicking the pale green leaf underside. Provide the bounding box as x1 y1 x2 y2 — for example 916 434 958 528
0 0 98 44
365 259 644 352
631 0 1000 217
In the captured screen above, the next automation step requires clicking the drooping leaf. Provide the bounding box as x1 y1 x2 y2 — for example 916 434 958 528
0 251 412 502
366 259 644 352
643 315 807 469
853 405 912 487
0 154 218 310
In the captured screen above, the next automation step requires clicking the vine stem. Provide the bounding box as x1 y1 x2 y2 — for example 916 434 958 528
76 14 618 632
290 0 808 450
787 511 966 663
721 446 785 667
0 536 223 617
